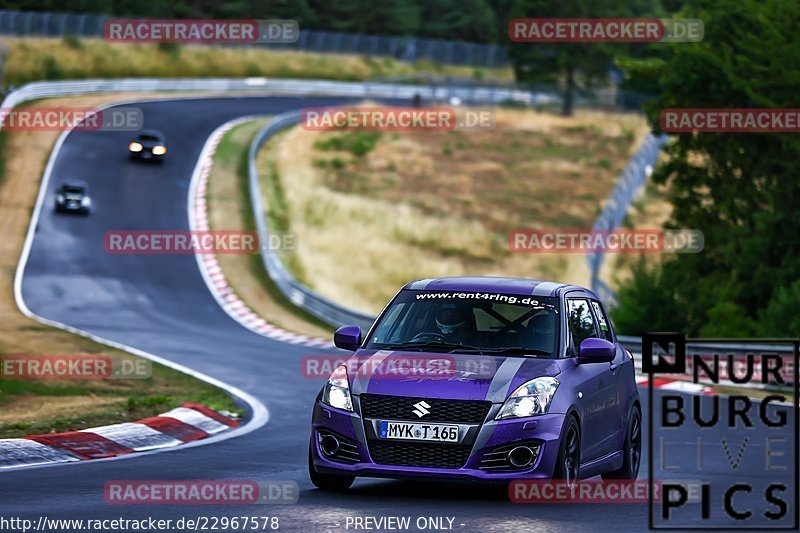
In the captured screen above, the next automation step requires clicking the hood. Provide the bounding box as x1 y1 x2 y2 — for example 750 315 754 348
347 350 564 403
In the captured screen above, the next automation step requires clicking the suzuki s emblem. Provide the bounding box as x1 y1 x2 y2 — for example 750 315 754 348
412 401 431 418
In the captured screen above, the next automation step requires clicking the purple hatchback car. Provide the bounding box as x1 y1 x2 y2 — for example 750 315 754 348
309 277 641 490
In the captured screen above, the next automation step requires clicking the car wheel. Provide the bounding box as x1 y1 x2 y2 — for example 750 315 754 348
308 443 355 491
602 405 642 481
554 416 580 488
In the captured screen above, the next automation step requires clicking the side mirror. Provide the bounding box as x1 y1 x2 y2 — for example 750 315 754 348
334 325 362 351
578 338 615 363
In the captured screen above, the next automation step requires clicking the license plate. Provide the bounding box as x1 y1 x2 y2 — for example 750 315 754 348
379 421 459 442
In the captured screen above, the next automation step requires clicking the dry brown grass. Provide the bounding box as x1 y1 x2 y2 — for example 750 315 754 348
0 93 239 438
4 37 513 88
262 107 650 313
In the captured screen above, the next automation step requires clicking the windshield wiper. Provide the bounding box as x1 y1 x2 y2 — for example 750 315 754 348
384 341 484 353
459 347 552 357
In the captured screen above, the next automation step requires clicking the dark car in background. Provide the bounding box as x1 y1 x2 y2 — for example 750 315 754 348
128 129 167 162
54 180 92 215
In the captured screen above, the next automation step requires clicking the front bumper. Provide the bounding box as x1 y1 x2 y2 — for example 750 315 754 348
130 149 165 161
310 397 566 482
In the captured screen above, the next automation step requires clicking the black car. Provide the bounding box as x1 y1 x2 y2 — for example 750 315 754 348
129 129 167 162
54 180 91 214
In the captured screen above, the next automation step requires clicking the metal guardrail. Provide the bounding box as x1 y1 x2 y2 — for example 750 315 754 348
248 111 375 332
0 9 510 68
587 133 669 304
0 77 555 112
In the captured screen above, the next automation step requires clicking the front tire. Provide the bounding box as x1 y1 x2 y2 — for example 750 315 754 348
308 444 355 491
602 405 642 481
554 416 580 488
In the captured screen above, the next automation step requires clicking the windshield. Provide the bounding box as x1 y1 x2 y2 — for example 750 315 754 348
367 290 560 357
62 186 85 194
138 135 160 142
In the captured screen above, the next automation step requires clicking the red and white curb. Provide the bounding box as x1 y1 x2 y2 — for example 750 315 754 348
0 403 238 470
188 117 334 349
635 374 713 394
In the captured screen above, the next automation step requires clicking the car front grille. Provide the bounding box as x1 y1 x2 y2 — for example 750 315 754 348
359 394 491 424
368 441 472 469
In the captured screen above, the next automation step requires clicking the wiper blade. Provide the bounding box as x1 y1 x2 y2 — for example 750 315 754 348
460 347 552 357
385 341 483 352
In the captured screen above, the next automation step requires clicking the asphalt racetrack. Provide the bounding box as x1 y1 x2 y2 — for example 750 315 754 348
2 97 796 532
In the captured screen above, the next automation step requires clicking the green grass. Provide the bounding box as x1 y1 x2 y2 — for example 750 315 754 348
0 359 241 438
314 130 382 157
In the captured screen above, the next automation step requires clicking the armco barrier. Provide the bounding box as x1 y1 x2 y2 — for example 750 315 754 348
248 111 375 332
587 133 669 304
0 77 555 116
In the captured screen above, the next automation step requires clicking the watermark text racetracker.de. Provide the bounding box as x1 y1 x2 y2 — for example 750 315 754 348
661 108 800 132
0 354 150 379
302 354 496 381
509 18 703 43
104 480 297 505
104 230 296 255
104 19 299 44
301 107 495 131
508 229 704 253
0 107 143 132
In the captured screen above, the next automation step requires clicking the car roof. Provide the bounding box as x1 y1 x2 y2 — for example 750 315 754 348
402 276 599 299
60 180 88 189
135 129 164 139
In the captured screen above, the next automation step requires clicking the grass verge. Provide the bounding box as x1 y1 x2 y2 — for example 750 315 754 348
260 106 650 314
3 37 512 88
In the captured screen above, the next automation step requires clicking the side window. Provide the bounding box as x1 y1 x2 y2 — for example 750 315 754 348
567 299 599 354
590 301 614 342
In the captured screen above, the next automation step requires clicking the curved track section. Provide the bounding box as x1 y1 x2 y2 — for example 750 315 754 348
2 97 790 532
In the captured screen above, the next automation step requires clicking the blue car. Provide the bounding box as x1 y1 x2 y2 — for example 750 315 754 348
309 276 641 490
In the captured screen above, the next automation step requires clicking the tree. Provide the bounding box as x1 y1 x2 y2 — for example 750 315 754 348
614 0 800 337
506 0 647 115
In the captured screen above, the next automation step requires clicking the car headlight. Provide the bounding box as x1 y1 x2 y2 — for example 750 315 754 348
496 376 559 420
321 364 353 412
152 145 167 155
56 194 64 203
129 142 143 152
81 197 91 207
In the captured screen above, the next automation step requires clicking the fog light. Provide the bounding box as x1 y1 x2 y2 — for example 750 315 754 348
508 445 536 467
320 434 340 456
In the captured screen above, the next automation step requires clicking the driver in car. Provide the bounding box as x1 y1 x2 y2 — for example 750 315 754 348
432 303 478 345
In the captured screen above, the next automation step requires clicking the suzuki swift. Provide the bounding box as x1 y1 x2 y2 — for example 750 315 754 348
309 277 640 490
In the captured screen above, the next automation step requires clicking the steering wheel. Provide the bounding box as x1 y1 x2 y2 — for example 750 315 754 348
410 332 447 343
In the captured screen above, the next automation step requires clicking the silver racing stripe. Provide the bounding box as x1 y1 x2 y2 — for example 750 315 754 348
406 279 434 290
484 357 525 403
532 281 565 296
472 358 526 451
350 350 393 448
350 350 393 395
